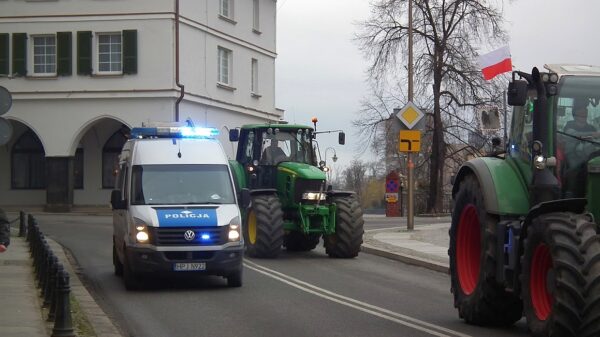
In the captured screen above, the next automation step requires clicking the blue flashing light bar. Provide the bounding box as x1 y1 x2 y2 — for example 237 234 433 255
200 233 211 241
130 126 219 139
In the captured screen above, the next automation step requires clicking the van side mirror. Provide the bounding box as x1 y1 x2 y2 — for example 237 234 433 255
338 132 345 145
507 80 528 106
240 188 251 209
229 129 239 142
110 190 127 210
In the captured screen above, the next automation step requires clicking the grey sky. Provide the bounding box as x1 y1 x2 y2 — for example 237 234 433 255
275 0 600 171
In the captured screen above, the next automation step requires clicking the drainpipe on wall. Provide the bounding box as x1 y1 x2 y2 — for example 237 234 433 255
175 0 184 122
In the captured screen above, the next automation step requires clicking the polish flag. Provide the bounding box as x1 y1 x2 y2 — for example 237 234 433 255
478 46 512 80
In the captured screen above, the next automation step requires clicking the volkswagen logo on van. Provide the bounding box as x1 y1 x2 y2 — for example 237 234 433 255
184 230 196 241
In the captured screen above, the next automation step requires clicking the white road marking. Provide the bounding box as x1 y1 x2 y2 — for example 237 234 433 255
244 259 471 337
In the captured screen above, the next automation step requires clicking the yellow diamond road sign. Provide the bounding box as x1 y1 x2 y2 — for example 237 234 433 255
396 101 424 129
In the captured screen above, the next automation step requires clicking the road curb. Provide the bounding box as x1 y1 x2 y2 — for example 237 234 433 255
361 243 449 274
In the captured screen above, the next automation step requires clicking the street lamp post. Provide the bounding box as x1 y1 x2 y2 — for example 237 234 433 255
324 147 338 181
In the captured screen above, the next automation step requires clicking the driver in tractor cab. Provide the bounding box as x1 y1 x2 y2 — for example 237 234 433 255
261 138 288 164
562 100 600 197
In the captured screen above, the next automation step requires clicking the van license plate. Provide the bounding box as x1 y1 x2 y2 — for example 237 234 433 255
173 263 206 271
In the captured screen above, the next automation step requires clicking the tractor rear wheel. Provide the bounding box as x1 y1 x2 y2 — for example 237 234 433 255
521 212 600 337
284 231 320 252
449 174 522 325
244 194 284 258
325 195 364 258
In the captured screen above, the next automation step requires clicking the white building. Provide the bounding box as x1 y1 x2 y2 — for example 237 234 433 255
0 0 281 211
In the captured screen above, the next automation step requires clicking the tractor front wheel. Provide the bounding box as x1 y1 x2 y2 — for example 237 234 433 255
521 213 600 337
244 194 284 258
324 195 364 258
449 174 522 326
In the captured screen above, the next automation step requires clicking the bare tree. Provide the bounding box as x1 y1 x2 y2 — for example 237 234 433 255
343 160 368 203
356 0 507 212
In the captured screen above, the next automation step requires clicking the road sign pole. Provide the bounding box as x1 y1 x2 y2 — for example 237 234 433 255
407 154 414 231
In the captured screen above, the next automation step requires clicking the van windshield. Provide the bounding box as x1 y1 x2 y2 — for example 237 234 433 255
130 164 235 205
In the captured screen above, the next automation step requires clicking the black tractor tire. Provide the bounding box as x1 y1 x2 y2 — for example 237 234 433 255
449 174 522 326
244 194 284 258
521 212 600 337
227 268 243 288
113 241 123 277
324 195 364 258
284 231 320 252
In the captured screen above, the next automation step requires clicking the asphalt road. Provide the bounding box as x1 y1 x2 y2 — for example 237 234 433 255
33 214 530 337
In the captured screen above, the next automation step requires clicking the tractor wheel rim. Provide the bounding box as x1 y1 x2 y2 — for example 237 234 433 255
531 244 553 320
248 211 257 245
456 204 481 295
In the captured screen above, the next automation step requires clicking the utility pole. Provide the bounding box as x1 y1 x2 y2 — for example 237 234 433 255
407 0 415 231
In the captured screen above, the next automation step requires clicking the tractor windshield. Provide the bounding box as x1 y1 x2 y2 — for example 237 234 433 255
260 128 315 165
556 76 600 197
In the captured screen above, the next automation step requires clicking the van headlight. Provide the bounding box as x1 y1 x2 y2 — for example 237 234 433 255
133 220 150 243
302 192 326 201
228 216 241 241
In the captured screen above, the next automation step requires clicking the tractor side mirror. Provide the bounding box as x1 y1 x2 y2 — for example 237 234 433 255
110 190 127 210
229 129 239 142
240 188 251 209
338 132 345 145
507 80 528 106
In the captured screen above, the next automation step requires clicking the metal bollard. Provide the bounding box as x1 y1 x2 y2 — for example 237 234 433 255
19 211 26 237
38 241 50 289
42 252 56 305
51 268 75 337
47 263 62 322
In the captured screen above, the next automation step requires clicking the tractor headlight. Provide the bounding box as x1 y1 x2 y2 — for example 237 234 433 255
135 225 149 243
302 192 326 201
534 155 546 170
228 216 241 241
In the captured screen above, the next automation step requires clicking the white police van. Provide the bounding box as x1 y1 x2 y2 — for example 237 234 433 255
111 123 246 289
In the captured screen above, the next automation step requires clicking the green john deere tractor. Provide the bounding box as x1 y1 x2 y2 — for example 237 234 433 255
450 64 600 337
228 120 364 259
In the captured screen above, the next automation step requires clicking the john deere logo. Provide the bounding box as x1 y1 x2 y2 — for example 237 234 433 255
184 230 196 241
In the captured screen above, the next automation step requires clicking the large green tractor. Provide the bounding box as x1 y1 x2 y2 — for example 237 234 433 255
228 120 364 259
449 64 600 337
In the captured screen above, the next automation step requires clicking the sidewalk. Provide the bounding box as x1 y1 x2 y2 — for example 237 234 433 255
0 211 451 337
1 214 122 337
362 217 450 273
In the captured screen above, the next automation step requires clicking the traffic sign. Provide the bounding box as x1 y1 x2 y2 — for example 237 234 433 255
0 86 12 115
398 130 421 152
396 101 424 129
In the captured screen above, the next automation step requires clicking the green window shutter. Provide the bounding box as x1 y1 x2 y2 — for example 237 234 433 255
57 32 72 76
12 33 27 77
0 34 8 75
122 30 137 75
77 31 92 75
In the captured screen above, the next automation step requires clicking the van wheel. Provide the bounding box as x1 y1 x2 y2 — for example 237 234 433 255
113 242 123 277
227 268 243 288
122 249 140 290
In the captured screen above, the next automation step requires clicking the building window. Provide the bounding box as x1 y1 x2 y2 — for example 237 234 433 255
251 58 258 94
74 148 84 189
11 130 46 189
32 35 56 75
97 33 122 74
218 47 232 85
253 0 260 32
102 129 128 189
219 0 234 19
